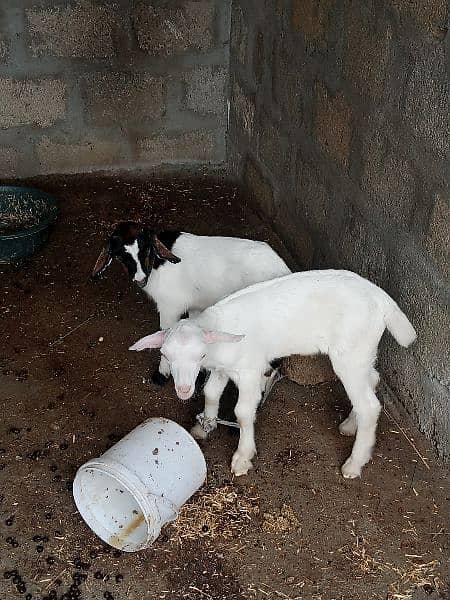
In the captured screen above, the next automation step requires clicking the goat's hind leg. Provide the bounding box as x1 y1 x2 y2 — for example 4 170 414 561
342 395 380 479
338 370 378 437
332 360 381 479
339 409 357 437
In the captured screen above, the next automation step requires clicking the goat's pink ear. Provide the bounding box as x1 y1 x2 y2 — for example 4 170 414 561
203 330 245 344
129 331 166 351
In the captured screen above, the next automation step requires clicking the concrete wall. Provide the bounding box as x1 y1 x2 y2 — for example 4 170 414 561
228 1 450 459
0 0 230 178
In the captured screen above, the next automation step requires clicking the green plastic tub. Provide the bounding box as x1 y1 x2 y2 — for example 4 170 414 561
0 186 58 263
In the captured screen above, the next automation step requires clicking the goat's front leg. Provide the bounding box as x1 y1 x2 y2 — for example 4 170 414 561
151 308 181 386
191 370 228 440
231 376 261 476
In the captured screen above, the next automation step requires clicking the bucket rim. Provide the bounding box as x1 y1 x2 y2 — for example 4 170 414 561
73 460 161 552
73 418 207 552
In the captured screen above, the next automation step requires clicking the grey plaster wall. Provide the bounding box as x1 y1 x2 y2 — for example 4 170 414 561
0 0 231 177
228 0 450 459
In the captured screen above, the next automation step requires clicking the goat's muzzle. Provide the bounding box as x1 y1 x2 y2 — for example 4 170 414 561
135 277 148 288
175 385 195 402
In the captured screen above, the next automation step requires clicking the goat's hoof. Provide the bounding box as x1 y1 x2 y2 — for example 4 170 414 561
339 417 357 437
151 371 169 387
190 423 209 440
231 452 253 476
341 457 362 479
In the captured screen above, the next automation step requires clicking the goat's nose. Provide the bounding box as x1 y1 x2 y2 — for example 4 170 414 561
135 277 147 288
177 384 192 395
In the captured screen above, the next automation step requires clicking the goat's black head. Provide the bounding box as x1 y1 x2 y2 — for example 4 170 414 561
91 221 181 287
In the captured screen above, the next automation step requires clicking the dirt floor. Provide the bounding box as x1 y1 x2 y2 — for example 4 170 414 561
0 174 449 600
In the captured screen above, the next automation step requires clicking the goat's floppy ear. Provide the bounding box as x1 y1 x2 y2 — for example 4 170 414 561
152 235 181 264
203 330 245 344
91 247 112 279
129 330 167 351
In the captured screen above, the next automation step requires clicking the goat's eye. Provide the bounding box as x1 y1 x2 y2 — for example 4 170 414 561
201 354 207 360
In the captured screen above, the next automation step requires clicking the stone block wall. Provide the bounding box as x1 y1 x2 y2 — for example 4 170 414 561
228 0 450 459
0 1 230 177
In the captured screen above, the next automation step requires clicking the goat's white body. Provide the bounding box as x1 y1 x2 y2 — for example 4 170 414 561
196 270 413 374
146 233 290 315
130 270 416 477
181 270 417 478
144 233 290 377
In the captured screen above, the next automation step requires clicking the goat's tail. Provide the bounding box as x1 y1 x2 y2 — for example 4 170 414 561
384 300 417 348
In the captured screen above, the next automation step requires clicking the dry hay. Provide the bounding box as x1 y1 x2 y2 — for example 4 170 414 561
262 504 300 535
168 485 259 545
0 213 39 233
387 560 442 600
338 535 442 599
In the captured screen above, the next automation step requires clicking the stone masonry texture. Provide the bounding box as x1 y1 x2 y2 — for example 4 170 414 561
137 130 218 165
0 77 66 128
0 1 230 177
133 1 214 56
185 66 228 118
26 2 120 59
82 73 166 126
228 0 450 460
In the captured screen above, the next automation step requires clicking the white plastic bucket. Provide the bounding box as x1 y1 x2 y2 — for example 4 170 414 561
72 417 207 552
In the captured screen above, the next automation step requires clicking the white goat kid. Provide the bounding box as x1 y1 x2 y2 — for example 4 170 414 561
130 270 417 479
92 222 291 385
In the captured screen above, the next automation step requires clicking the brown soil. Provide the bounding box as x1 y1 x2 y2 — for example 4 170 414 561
0 174 449 600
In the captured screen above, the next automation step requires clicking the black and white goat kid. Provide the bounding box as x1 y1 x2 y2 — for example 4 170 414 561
92 222 291 385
